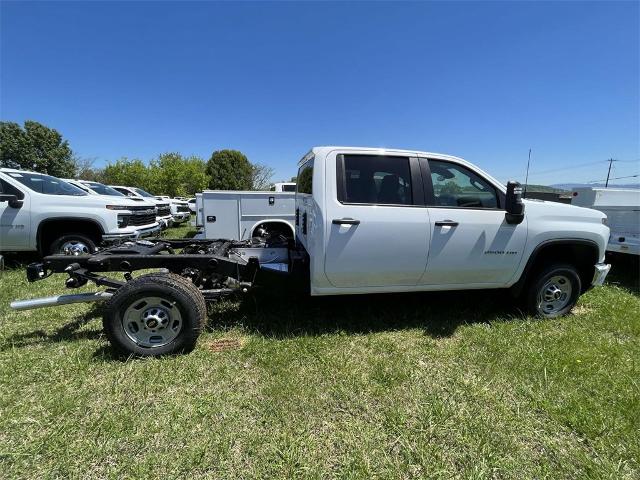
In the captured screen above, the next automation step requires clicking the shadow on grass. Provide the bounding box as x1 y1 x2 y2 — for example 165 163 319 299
606 252 639 296
208 288 520 340
0 304 104 352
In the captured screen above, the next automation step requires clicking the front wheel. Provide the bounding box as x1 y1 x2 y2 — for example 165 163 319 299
525 263 582 318
103 273 207 357
49 233 96 256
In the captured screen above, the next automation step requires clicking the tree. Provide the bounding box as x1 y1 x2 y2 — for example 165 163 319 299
251 163 275 191
206 150 253 190
149 153 209 197
74 156 106 182
102 158 152 191
0 120 76 177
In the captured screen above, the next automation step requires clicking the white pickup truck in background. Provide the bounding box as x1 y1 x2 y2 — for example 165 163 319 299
197 190 295 240
0 168 160 255
110 185 173 228
154 196 191 225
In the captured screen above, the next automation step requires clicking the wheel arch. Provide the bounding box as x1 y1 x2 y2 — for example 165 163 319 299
511 238 599 296
250 219 295 239
37 217 104 254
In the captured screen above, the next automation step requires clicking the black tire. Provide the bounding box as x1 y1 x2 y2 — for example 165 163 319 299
524 263 582 318
49 233 97 256
103 273 207 357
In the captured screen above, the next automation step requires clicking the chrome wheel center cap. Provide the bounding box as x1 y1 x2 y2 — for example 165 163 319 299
142 307 169 330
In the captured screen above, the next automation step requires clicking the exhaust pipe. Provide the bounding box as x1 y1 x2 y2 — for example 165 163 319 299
10 291 113 311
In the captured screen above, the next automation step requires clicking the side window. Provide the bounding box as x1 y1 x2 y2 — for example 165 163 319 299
340 155 413 205
297 159 314 195
0 179 25 199
428 160 498 209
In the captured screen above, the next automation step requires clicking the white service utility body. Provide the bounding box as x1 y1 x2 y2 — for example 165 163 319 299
572 187 640 256
198 190 295 240
12 146 612 357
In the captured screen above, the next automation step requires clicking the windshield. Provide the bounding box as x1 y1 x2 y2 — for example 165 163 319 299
282 184 296 192
7 172 87 196
83 181 124 196
134 188 155 198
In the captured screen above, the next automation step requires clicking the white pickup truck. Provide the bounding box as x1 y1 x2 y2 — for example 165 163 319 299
0 168 161 255
12 146 611 357
110 186 173 228
154 196 191 225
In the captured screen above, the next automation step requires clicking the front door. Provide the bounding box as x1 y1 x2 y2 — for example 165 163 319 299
420 158 527 286
323 151 431 288
0 178 30 250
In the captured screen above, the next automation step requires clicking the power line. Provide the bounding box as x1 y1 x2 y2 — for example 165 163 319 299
587 173 639 183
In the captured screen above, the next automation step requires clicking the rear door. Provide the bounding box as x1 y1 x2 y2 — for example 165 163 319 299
323 151 431 288
420 158 527 286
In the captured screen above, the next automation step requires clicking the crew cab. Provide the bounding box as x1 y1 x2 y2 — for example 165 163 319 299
110 186 173 228
0 168 161 255
12 147 611 357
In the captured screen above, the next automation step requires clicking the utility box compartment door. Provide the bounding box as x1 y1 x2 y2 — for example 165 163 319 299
203 195 240 240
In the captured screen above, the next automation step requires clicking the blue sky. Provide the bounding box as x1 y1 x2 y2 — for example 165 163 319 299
1 1 638 185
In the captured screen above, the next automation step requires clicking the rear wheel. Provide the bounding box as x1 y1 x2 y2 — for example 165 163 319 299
103 273 207 357
525 263 581 318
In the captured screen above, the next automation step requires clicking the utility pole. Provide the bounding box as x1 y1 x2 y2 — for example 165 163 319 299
605 158 615 187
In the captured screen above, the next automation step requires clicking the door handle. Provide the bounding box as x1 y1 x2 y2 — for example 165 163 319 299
435 220 459 227
332 218 360 225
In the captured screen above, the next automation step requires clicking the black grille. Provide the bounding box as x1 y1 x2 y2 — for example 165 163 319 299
177 205 190 213
128 214 156 226
125 205 156 212
157 205 171 216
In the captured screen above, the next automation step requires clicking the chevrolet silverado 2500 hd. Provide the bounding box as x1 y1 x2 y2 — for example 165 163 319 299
110 186 173 228
11 147 611 357
0 168 160 254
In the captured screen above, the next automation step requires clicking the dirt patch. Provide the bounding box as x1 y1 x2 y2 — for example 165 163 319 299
206 338 243 352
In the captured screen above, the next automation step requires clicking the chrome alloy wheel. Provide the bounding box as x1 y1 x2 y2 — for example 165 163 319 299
61 240 91 255
122 296 183 348
536 275 573 315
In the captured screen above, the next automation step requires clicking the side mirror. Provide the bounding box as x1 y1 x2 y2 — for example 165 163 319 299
505 181 525 225
0 194 23 208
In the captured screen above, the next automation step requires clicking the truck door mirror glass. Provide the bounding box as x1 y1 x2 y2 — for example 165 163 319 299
505 181 525 224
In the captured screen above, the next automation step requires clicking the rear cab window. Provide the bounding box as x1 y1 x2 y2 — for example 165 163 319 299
297 158 314 195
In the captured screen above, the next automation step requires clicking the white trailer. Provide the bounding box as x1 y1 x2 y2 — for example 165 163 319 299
199 190 295 240
572 187 640 256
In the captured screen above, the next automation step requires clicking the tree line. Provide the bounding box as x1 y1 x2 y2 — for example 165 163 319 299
0 120 275 196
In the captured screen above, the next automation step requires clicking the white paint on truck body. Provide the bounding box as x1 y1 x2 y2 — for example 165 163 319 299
572 187 640 256
295 147 610 296
200 190 295 240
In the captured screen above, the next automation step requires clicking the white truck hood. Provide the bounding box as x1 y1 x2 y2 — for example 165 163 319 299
523 198 607 223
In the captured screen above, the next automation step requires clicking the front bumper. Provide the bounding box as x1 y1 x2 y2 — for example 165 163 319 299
591 263 612 287
157 215 174 229
172 212 191 223
102 224 162 242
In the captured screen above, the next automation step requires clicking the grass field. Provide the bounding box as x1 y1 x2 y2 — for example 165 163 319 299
1 220 639 479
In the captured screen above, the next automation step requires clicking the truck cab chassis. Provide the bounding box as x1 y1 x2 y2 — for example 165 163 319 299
11 146 612 357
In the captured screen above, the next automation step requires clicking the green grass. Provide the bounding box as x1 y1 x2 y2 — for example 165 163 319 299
0 224 638 478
